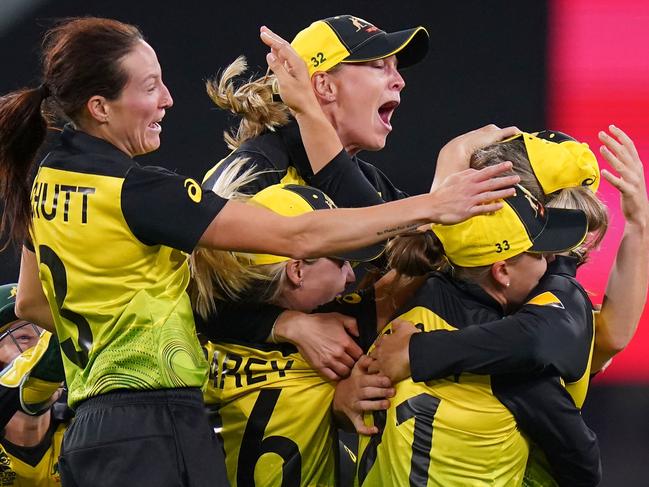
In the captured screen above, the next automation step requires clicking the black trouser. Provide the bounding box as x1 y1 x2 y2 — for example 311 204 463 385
59 388 222 487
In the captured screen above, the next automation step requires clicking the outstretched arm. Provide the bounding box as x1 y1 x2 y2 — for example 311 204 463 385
593 125 649 371
199 161 519 257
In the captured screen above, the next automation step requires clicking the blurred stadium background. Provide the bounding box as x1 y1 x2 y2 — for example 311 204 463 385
1 1 647 484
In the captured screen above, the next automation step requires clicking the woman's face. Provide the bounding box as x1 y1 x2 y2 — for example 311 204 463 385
105 40 173 157
296 258 356 312
503 253 547 309
327 55 405 154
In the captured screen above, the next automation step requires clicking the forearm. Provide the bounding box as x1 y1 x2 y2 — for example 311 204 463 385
203 162 519 255
409 325 546 382
294 107 344 175
206 196 427 258
409 309 588 382
594 221 649 368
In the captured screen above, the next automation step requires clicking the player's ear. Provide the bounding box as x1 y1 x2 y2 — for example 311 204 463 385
490 261 510 288
312 72 337 104
285 260 303 287
86 95 110 123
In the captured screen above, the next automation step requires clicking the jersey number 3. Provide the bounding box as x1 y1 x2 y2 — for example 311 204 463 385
39 245 94 368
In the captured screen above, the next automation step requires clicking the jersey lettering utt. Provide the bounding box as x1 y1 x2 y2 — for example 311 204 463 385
205 340 338 487
0 420 65 486
29 127 227 407
357 277 529 487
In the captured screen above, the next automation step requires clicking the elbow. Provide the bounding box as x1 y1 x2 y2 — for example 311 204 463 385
287 234 320 260
595 335 627 359
15 293 47 327
14 294 34 323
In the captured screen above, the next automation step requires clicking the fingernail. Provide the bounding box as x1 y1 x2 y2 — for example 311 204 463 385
267 53 277 62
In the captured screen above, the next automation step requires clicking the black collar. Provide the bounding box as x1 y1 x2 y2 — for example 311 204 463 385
58 124 134 163
548 254 579 277
438 271 504 314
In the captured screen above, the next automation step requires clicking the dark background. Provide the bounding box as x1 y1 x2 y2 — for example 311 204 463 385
0 1 646 484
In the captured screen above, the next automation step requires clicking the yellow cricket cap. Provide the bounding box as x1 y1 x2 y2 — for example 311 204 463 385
291 15 429 77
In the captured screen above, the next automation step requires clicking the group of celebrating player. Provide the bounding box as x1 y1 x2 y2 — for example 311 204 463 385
0 12 647 487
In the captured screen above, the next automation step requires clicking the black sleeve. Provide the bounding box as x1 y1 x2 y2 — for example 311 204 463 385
410 289 592 382
196 300 285 343
357 160 409 201
0 386 20 429
316 287 378 352
309 150 387 208
492 373 601 487
122 165 228 253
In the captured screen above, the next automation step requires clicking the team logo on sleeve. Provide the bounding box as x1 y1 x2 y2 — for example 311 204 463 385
184 179 202 203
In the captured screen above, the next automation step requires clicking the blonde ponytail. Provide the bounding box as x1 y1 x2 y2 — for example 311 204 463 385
206 56 290 150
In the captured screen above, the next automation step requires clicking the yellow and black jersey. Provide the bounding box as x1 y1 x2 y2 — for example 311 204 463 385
404 256 600 486
202 119 407 206
0 419 65 486
204 340 338 487
357 278 529 487
29 126 227 407
199 120 402 346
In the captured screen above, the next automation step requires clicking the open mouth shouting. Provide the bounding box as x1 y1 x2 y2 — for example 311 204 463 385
378 100 399 131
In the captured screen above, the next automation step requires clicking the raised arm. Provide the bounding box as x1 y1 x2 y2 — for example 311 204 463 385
592 125 649 371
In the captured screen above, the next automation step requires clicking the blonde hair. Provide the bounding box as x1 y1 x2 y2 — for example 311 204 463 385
206 56 290 150
547 186 608 262
189 158 303 319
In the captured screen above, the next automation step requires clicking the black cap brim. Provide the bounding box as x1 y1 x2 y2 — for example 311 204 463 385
332 242 386 263
343 27 429 68
529 207 588 254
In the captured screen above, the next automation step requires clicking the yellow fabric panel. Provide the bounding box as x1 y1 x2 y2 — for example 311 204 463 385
279 167 307 187
30 166 207 407
206 342 336 487
358 307 529 486
525 291 563 308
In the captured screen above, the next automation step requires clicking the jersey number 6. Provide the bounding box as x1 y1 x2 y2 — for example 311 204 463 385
237 388 302 487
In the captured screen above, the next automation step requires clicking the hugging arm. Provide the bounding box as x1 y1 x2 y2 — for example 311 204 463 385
493 373 601 487
409 286 592 382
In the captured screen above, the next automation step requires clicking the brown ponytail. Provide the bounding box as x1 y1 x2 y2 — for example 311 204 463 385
0 87 49 249
386 230 448 277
